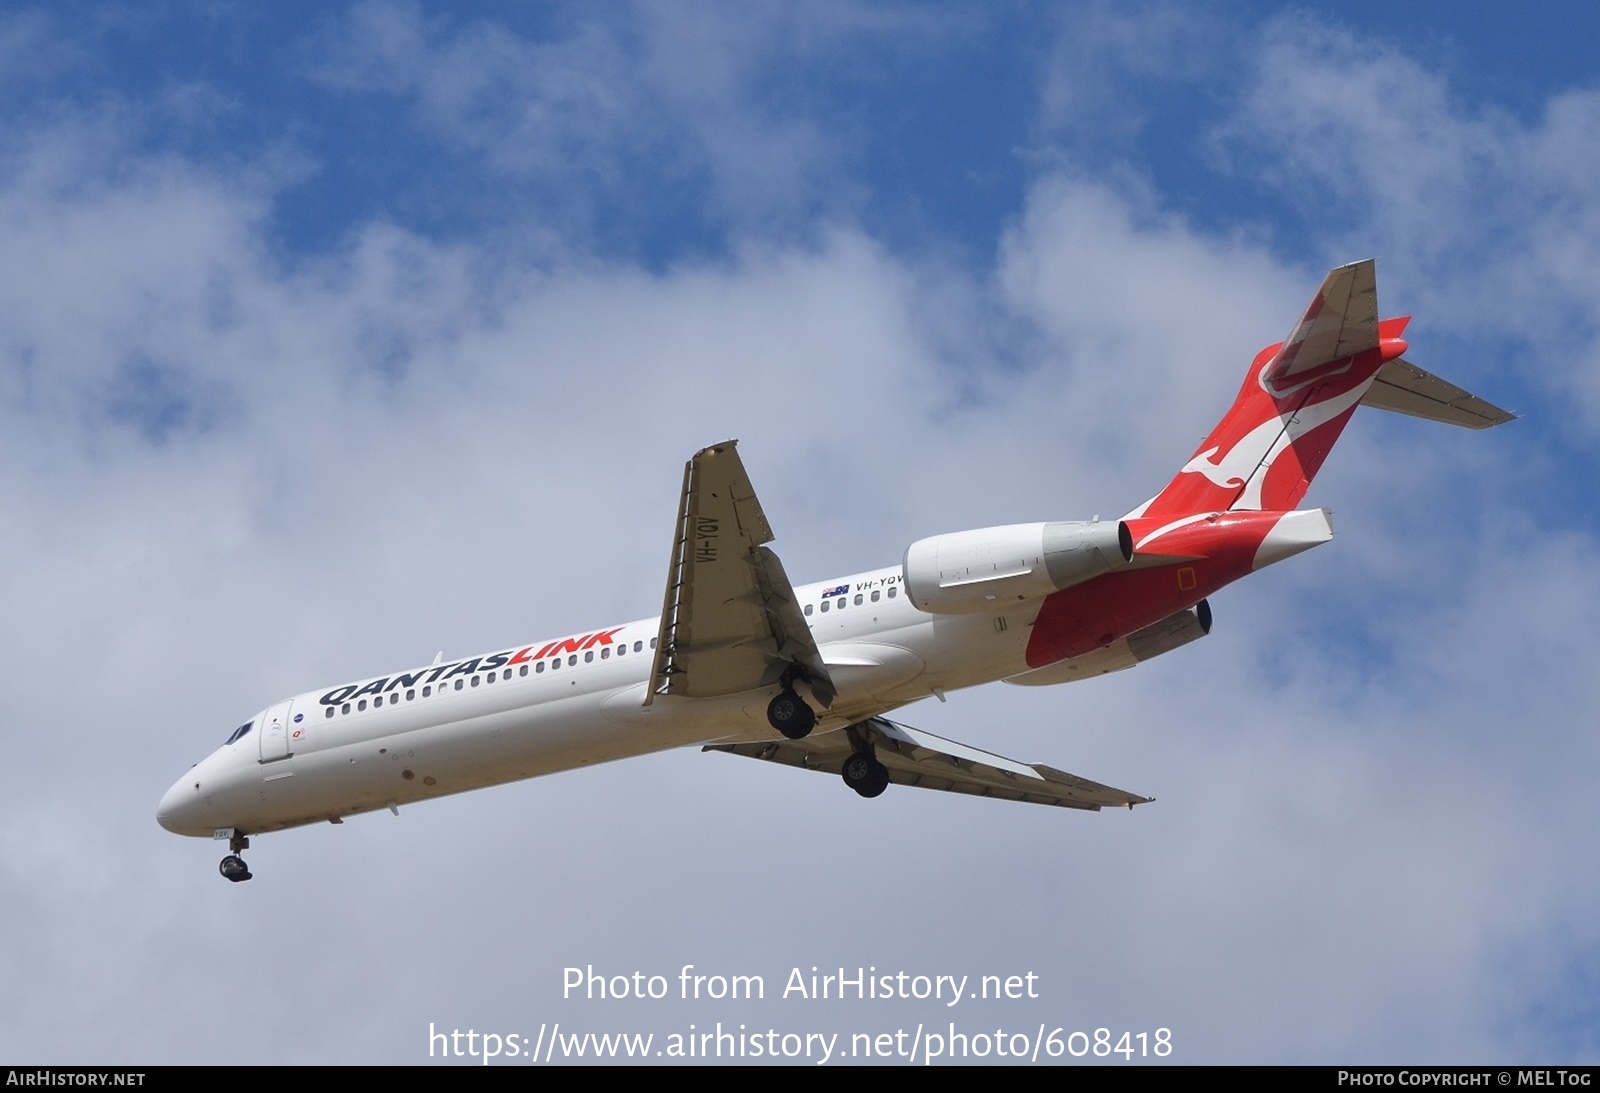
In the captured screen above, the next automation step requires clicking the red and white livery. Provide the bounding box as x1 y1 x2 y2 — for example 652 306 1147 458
157 260 1512 881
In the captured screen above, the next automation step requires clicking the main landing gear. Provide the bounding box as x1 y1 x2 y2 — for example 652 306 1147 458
219 832 253 883
842 749 890 798
766 687 816 740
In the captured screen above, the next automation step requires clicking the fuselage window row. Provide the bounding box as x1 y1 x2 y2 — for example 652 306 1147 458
315 634 660 721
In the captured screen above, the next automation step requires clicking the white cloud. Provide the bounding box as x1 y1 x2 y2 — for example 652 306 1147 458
301 1 955 237
1216 14 1600 432
1 5 1596 1067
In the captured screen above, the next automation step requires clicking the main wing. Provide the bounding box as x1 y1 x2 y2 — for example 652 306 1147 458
646 441 835 707
707 717 1152 811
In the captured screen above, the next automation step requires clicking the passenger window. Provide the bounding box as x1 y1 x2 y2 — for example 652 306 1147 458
324 707 334 719
601 647 610 659
358 700 367 711
585 651 594 663
568 655 578 666
537 661 546 673
520 665 528 677
854 593 863 605
374 695 384 707
804 604 813 616
341 703 351 714
649 638 657 649
871 590 880 602
422 687 431 698
888 586 897 599
820 600 830 613
634 641 643 653
551 658 560 671
503 668 511 680
472 676 481 687
454 680 464 690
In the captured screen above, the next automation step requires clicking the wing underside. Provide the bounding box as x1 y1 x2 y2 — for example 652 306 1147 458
647 441 834 707
707 717 1151 811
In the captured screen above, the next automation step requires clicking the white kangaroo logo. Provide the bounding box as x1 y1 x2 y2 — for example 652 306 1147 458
1176 383 1371 508
1179 447 1246 489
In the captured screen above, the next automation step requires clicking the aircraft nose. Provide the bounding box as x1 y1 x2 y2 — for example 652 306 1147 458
157 770 208 836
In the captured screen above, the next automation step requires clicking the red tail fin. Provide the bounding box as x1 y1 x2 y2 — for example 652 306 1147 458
1131 260 1408 518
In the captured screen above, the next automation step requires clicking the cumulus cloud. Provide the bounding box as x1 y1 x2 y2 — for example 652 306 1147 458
1 4 1596 1066
301 0 960 245
1216 14 1600 431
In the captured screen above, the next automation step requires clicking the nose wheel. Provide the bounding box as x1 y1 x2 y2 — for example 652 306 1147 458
218 833 253 882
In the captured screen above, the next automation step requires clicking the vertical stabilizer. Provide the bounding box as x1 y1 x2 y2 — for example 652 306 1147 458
1130 260 1408 518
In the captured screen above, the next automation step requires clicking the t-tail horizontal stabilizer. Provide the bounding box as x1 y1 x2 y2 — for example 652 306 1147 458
1360 358 1515 429
1133 259 1513 521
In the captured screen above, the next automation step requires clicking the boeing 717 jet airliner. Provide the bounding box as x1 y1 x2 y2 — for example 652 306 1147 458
157 260 1512 881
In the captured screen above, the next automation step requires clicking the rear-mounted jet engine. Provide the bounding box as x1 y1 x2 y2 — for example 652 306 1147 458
902 520 1133 614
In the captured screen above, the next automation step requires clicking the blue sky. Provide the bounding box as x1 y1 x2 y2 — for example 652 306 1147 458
4 1 1599 1065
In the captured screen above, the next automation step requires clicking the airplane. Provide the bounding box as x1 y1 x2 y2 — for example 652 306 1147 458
157 259 1512 881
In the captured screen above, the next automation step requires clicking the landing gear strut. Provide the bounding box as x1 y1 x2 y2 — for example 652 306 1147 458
766 687 816 740
219 832 253 883
842 749 890 798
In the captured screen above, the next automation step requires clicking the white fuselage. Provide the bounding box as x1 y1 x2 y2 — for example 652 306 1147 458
156 565 1030 838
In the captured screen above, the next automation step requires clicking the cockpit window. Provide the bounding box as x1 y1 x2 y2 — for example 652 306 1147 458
225 722 253 745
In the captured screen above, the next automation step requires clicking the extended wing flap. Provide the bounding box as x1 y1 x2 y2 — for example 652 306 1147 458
706 717 1150 811
648 442 834 706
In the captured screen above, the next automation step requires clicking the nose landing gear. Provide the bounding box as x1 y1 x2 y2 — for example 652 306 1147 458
218 832 253 882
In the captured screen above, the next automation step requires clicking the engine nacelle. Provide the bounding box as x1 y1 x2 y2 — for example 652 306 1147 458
1126 598 1212 661
903 520 1132 614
